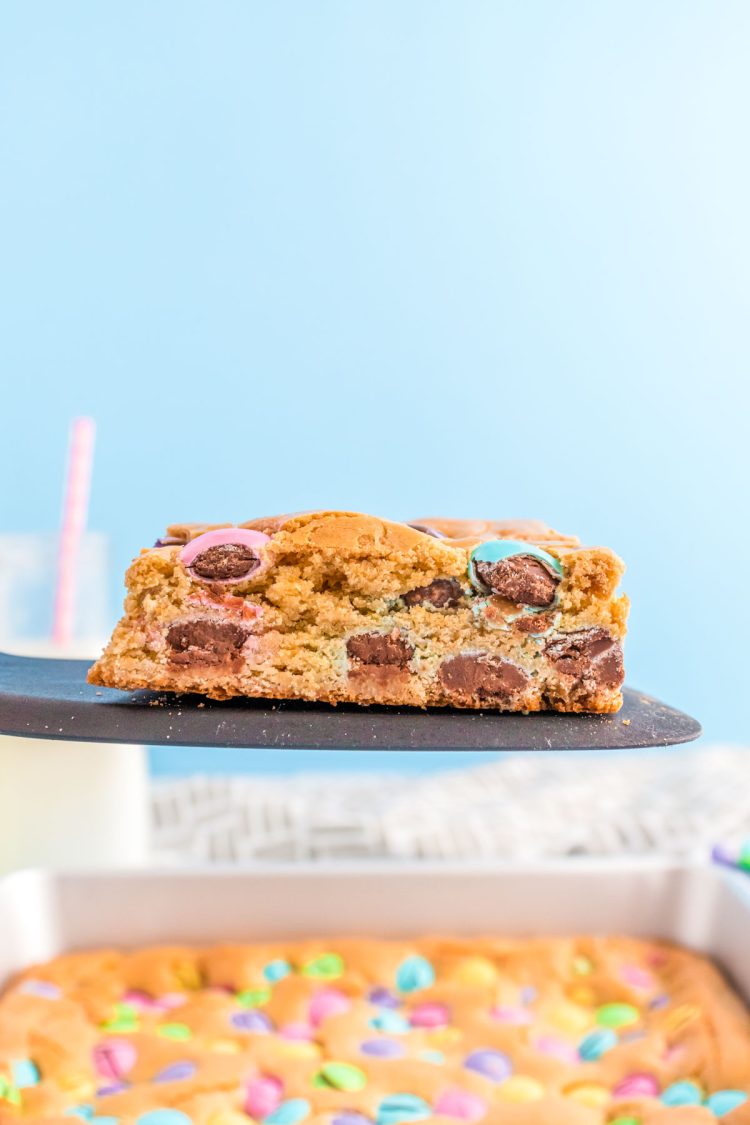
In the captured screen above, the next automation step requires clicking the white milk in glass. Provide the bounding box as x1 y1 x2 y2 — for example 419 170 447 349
0 535 150 872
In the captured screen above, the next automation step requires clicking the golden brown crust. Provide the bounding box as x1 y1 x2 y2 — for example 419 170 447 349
1 936 748 1124
89 512 628 712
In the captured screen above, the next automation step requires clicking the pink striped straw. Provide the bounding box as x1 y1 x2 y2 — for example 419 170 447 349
52 417 96 648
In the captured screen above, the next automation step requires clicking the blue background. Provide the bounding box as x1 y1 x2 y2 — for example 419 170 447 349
1 2 749 771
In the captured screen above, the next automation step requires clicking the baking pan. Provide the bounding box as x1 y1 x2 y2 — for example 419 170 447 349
0 861 747 1001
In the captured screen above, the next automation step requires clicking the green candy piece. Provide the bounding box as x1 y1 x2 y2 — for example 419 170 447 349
157 1022 192 1041
610 1118 640 1125
314 1063 367 1092
596 1002 640 1028
236 987 272 1008
0 1078 21 1107
302 953 344 980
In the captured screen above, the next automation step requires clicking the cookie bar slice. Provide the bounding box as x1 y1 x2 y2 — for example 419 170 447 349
89 511 628 711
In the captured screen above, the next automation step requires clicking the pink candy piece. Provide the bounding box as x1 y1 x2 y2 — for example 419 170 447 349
620 966 655 990
244 1074 284 1118
490 1006 533 1025
93 1038 138 1080
122 989 185 1012
434 1090 488 1122
180 528 270 568
613 1073 660 1099
309 987 351 1027
281 1022 315 1041
410 1002 450 1029
532 1035 579 1065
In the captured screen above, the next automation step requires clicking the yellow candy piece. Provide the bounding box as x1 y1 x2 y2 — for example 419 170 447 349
427 1027 463 1046
209 1113 255 1125
449 957 498 987
565 1083 611 1109
58 1074 95 1100
547 1003 591 1035
276 1040 321 1060
573 955 593 976
175 960 202 990
209 1039 242 1054
497 1076 545 1103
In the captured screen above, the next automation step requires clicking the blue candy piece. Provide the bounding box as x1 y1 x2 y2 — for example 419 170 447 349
469 539 563 594
420 1050 445 1065
264 1099 312 1125
137 1113 193 1125
395 956 435 994
64 1109 95 1121
705 1091 749 1116
369 1011 411 1034
264 959 292 983
12 1060 40 1088
661 1081 703 1107
578 1028 618 1061
376 1094 432 1125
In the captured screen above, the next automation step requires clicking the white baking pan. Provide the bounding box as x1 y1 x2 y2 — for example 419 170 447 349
1 860 748 1000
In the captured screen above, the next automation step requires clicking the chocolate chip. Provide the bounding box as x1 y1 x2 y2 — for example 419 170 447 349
474 555 559 607
190 544 260 581
544 627 624 688
408 523 446 538
166 619 249 665
402 577 463 609
346 631 414 667
438 653 529 703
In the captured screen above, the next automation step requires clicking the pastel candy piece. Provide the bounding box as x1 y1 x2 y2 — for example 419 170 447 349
93 1039 137 1080
96 1083 128 1097
369 986 401 1008
620 965 654 989
245 1075 284 1119
315 1062 367 1091
370 1011 411 1033
572 956 593 976
264 959 291 982
613 1073 660 1098
497 1076 545 1103
420 1050 445 1065
596 1003 640 1028
333 1115 373 1125
649 994 670 1010
410 1002 449 1028
264 1098 311 1125
532 1036 578 1065
376 1094 432 1125
157 1022 191 1040
565 1083 611 1108
153 1061 197 1083
20 979 61 999
705 1091 749 1116
610 1119 640 1125
180 528 270 569
448 957 498 987
309 987 351 1026
11 1060 40 1088
520 986 538 1005
396 956 435 993
469 540 563 594
578 1028 618 1061
361 1039 405 1058
0 1078 21 1106
237 988 272 1008
463 1049 512 1083
661 1080 704 1106
231 1010 273 1032
302 953 344 980
434 1090 487 1121
490 1005 532 1024
137 1114 194 1125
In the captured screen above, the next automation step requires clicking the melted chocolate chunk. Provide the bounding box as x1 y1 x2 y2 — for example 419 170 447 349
544 627 624 688
190 543 260 581
474 555 559 607
346 631 415 667
438 653 529 702
402 577 463 609
408 523 446 538
166 619 249 665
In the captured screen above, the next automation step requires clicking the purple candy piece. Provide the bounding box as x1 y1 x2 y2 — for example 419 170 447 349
333 1115 373 1125
464 1049 513 1083
368 987 401 1009
231 1010 273 1032
408 524 446 539
360 1039 405 1059
154 1061 197 1084
20 979 61 999
153 536 186 548
96 1083 128 1097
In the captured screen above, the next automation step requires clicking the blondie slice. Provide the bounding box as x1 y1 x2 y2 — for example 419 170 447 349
88 512 628 712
